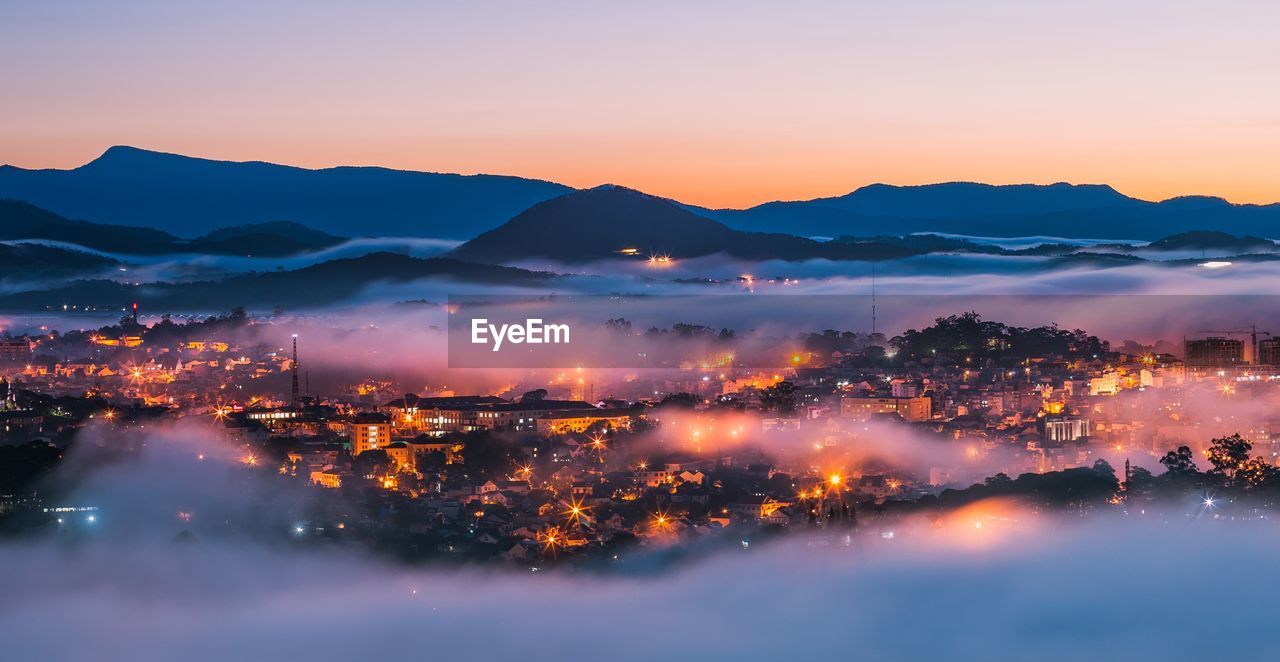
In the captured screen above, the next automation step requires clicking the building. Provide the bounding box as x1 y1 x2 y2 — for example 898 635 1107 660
0 338 33 362
1089 372 1119 396
840 395 932 422
309 468 342 489
1259 338 1280 366
473 400 609 432
0 410 42 436
384 441 415 471
1185 337 1243 368
534 409 633 434
348 412 392 455
384 394 508 435
1041 415 1090 442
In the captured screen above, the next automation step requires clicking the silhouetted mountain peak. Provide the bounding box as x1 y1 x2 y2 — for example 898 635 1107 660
452 185 924 264
81 145 185 169
453 186 743 263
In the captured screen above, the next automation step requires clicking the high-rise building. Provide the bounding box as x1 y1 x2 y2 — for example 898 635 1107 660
1258 338 1280 366
1184 337 1243 368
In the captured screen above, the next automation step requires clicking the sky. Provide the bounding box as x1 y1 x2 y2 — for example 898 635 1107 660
1 0 1278 208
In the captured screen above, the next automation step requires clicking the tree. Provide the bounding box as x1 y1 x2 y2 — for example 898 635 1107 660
458 432 522 480
656 392 699 410
1159 446 1198 476
984 473 1013 489
520 389 548 403
1235 457 1279 489
352 449 393 478
761 381 799 416
1205 434 1252 478
1125 467 1155 498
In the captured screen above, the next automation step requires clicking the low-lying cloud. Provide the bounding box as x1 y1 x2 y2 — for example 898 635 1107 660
1 423 1273 660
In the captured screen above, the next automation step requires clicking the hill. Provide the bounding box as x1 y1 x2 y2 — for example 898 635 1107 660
1141 230 1276 252
0 200 344 256
0 243 122 281
452 186 916 264
0 252 556 312
0 146 573 239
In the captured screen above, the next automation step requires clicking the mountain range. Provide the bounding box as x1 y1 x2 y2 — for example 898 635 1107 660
699 183 1280 240
0 146 572 239
3 146 1280 243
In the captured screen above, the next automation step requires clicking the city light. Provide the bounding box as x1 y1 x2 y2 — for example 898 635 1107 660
564 496 590 525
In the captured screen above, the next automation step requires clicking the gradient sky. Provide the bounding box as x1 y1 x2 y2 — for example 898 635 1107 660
2 0 1277 208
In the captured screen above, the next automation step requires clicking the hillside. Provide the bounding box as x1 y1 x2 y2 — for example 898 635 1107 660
0 200 344 256
0 243 121 281
0 253 555 312
452 186 917 264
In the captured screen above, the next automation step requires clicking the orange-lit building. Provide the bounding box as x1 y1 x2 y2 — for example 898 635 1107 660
840 395 932 422
349 412 392 455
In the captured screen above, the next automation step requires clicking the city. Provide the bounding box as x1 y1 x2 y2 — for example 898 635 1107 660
5 1 1280 659
6 306 1280 569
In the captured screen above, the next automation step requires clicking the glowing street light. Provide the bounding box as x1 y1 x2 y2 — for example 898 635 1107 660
539 526 564 557
564 496 591 525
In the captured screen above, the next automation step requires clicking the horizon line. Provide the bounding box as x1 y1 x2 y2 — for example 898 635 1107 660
3 143 1274 211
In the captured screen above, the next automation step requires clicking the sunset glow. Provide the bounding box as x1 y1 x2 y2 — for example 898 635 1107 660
2 1 1279 208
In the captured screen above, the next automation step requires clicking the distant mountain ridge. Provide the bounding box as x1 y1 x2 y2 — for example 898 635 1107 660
698 182 1280 240
5 147 1280 241
809 182 1136 217
0 146 573 239
0 199 345 256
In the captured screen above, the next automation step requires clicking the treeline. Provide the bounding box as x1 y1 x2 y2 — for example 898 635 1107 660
891 311 1110 363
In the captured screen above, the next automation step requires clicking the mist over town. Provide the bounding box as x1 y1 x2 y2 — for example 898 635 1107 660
5 1 1280 659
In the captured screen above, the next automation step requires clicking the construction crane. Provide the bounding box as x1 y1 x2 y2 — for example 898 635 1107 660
1195 325 1272 365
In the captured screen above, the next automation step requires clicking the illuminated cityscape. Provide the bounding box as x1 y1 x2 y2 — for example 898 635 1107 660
4 2 1280 659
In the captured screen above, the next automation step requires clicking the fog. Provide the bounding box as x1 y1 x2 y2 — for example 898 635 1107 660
0 423 1272 660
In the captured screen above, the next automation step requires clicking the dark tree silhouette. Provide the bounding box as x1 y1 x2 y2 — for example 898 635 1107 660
1205 434 1251 479
1159 446 1198 476
761 381 799 416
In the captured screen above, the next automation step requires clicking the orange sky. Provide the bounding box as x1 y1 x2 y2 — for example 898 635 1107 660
2 1 1278 208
